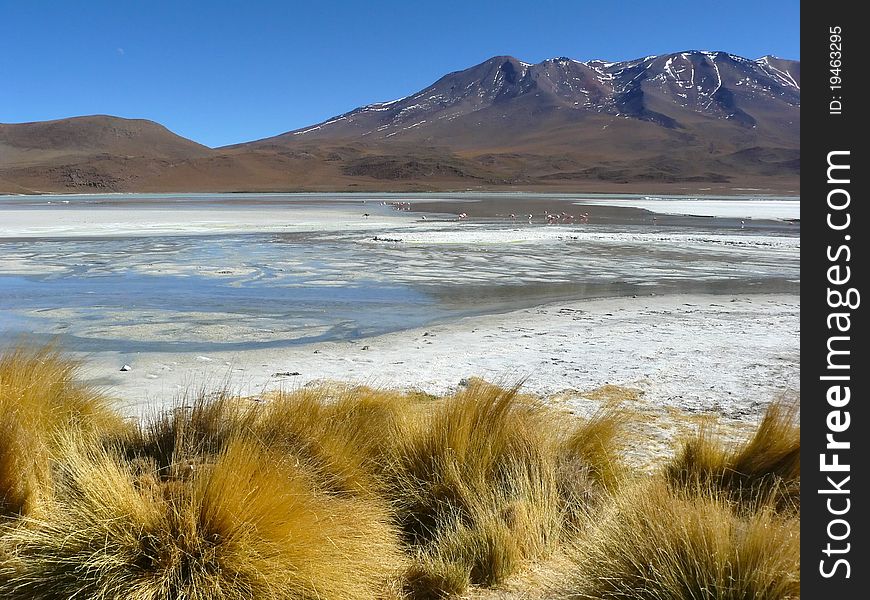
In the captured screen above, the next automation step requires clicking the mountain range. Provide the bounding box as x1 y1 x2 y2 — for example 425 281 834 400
0 51 800 194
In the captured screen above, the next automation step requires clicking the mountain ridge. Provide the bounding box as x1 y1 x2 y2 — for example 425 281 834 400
1 51 799 194
243 50 797 146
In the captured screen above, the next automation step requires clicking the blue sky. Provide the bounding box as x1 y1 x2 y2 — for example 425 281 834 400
1 0 799 147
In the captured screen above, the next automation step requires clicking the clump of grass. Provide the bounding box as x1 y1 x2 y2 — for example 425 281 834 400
113 384 417 498
555 409 625 535
561 409 624 491
254 386 416 497
0 345 119 433
665 401 800 511
384 381 578 597
406 551 471 600
110 389 256 482
409 465 564 594
0 420 32 518
325 385 422 459
0 434 406 600
4 342 800 599
561 480 800 600
0 344 121 519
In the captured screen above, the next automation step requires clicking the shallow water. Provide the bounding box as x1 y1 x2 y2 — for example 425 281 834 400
0 194 800 353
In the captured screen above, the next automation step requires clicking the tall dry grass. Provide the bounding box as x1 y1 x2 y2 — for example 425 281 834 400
0 434 406 600
385 382 620 597
557 409 625 532
561 409 623 491
0 344 120 519
665 401 800 511
0 420 31 519
256 383 623 597
110 390 255 482
254 386 416 496
560 480 800 600
0 344 800 599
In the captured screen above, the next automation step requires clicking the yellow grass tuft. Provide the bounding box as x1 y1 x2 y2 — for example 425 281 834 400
0 434 406 599
0 343 800 599
561 409 624 492
561 480 800 599
0 420 32 518
111 389 256 482
0 344 121 519
254 386 416 496
384 381 587 597
665 400 800 511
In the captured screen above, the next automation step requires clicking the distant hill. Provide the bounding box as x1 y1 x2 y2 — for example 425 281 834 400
0 116 215 191
0 52 799 194
1 115 212 161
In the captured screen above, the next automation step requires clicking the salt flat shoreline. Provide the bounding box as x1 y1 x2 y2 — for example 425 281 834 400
0 192 800 240
81 292 799 429
0 206 413 239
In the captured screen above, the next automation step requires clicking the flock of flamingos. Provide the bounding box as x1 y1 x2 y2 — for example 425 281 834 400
377 201 591 224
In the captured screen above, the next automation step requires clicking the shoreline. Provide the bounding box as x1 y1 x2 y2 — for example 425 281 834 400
0 190 800 199
80 292 799 428
0 195 801 240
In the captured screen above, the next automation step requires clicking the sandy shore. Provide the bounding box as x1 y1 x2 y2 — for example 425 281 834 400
81 293 799 430
0 205 409 238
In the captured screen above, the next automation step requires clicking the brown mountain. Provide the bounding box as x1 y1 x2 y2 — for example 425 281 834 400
0 115 216 192
0 52 799 194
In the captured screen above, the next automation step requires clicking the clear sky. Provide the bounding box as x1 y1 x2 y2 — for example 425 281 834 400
1 0 800 147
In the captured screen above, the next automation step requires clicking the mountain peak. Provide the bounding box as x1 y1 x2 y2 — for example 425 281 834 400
1 49 800 194
264 50 798 145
